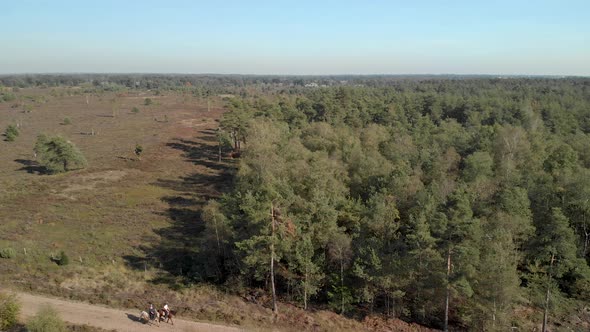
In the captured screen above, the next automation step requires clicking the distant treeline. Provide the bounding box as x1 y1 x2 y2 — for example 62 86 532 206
1 73 588 91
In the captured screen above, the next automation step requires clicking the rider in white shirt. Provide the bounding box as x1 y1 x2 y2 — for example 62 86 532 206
163 303 170 318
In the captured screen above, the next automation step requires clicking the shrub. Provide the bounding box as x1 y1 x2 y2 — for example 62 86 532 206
59 251 69 266
144 98 152 106
0 247 16 259
4 125 19 142
27 305 66 332
52 251 69 266
1 92 16 102
0 292 20 330
134 144 143 159
131 107 139 113
62 117 71 125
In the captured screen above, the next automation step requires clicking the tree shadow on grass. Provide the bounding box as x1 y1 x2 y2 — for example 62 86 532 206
14 159 46 174
165 129 236 172
155 172 231 202
6 323 28 332
124 129 235 285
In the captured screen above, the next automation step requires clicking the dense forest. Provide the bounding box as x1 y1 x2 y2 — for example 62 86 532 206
3 75 589 330
201 78 590 330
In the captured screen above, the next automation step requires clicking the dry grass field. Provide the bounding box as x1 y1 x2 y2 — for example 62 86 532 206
0 88 243 321
0 88 227 270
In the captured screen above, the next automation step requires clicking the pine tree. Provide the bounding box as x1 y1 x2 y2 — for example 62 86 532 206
535 209 580 330
439 187 482 331
294 234 323 310
34 135 87 173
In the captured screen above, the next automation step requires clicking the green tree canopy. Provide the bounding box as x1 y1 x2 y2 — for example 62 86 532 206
34 135 87 173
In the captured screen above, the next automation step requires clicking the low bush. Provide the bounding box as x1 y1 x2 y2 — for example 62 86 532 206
134 144 143 159
0 247 16 259
0 292 20 330
4 125 19 142
58 251 69 266
27 305 66 332
1 92 16 102
52 251 69 266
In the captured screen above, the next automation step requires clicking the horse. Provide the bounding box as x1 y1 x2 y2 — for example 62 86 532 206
158 309 176 325
139 310 160 326
227 151 241 159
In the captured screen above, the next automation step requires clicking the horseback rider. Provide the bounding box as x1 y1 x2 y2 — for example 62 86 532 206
148 303 156 320
163 302 170 318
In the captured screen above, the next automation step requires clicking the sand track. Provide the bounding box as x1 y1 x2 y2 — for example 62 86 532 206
15 292 244 332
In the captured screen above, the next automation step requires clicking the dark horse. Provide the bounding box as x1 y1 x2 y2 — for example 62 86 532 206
158 309 176 325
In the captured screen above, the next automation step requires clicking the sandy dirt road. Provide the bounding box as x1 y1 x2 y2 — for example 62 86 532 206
15 292 245 332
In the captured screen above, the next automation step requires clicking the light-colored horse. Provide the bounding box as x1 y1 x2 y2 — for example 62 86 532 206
139 310 160 326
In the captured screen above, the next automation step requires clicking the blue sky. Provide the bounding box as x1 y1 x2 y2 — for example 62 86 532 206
1 0 589 75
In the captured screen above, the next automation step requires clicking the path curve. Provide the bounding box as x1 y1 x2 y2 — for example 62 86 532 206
15 292 245 332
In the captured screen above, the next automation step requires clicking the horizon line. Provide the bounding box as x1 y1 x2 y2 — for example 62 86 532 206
0 72 588 78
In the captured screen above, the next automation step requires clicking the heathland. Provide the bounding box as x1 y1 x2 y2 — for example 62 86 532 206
1 75 589 331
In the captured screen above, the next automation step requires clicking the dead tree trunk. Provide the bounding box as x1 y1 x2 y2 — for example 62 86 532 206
340 258 344 314
303 268 308 310
492 298 497 329
444 247 452 332
542 254 555 332
582 211 588 257
270 203 278 320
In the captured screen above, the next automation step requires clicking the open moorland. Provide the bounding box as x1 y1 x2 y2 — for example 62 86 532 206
0 88 239 323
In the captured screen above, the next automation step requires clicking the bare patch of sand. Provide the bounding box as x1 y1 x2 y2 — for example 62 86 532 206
62 170 128 193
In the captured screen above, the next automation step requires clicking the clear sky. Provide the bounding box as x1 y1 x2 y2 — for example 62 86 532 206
1 0 589 75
